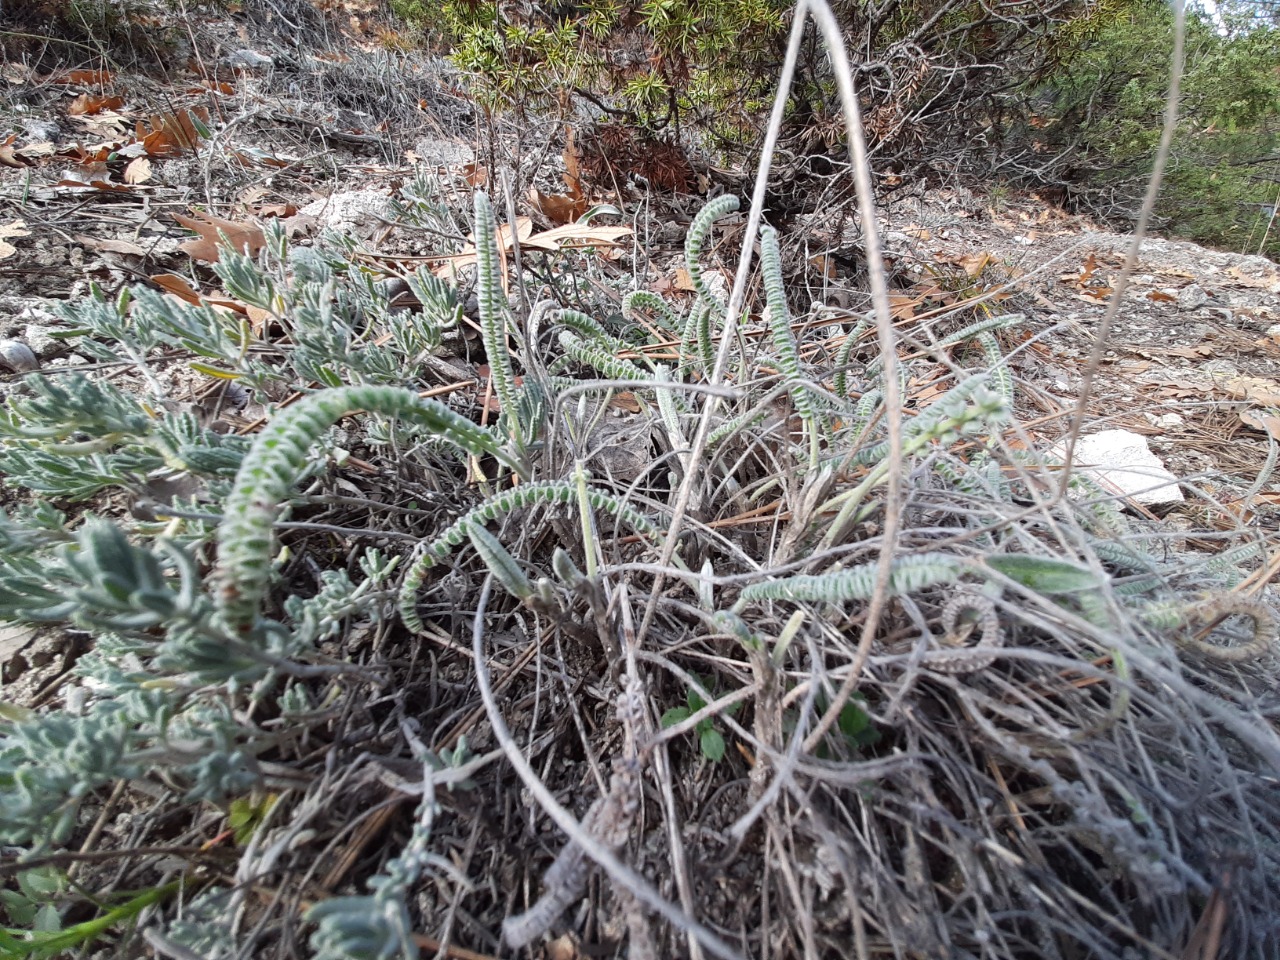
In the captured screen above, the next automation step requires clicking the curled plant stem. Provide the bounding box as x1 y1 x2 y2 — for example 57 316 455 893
397 479 665 633
623 289 681 332
832 313 871 399
1177 595 1277 663
474 191 523 450
818 377 1008 548
685 195 739 309
214 386 510 633
922 590 1004 674
760 224 819 470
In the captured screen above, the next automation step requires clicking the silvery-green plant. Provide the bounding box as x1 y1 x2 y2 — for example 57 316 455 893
759 223 819 467
213 384 518 634
472 191 524 449
397 477 664 631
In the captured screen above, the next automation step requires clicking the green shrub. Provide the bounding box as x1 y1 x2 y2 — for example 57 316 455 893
1015 0 1280 254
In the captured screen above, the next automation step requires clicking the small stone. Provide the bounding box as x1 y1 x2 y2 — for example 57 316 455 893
1201 360 1239 388
299 190 394 235
0 339 39 372
1178 283 1208 311
221 48 273 71
23 323 58 357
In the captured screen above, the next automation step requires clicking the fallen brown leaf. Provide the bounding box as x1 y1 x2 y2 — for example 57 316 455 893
1075 289 1112 303
123 157 152 184
76 235 148 257
1165 344 1214 359
609 392 642 412
246 304 274 336
137 106 209 158
563 127 583 197
174 211 266 263
460 161 487 187
1222 376 1280 407
528 187 587 225
0 134 26 169
432 217 632 275
52 69 113 85
958 251 992 277
1225 265 1280 293
810 253 838 280
520 221 631 251
150 273 203 304
15 141 55 161
56 176 131 193
889 292 919 319
68 93 126 116
1238 408 1280 440
0 220 31 260
188 80 235 95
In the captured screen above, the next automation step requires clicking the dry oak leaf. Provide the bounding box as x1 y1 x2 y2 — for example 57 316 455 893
15 141 56 162
137 106 210 158
74 235 148 257
1225 266 1280 293
51 69 113 85
889 292 919 320
433 217 632 276
0 135 27 169
124 157 152 184
150 273 250 316
1238 408 1280 441
0 221 31 260
1165 344 1214 359
529 187 587 225
150 273 204 305
68 93 126 116
174 211 266 264
520 221 632 251
1222 376 1280 407
55 163 131 192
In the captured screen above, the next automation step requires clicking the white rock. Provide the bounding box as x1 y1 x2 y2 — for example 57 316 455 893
412 138 473 167
222 49 273 71
23 323 58 357
1178 284 1208 311
1057 429 1183 505
0 340 38 372
300 190 394 235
